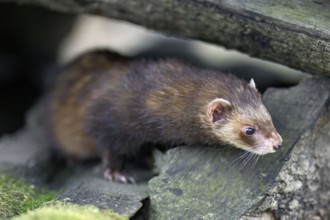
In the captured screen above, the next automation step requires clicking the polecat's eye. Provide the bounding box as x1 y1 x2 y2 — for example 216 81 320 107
245 127 255 136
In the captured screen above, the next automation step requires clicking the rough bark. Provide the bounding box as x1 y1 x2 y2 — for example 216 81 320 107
242 107 330 220
1 0 330 76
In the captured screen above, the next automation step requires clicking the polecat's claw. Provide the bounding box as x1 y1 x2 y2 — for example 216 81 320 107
126 176 136 184
103 169 113 181
103 168 135 184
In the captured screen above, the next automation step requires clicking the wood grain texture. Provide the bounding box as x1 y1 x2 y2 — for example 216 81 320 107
2 0 330 76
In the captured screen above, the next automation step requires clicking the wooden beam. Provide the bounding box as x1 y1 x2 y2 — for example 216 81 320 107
2 0 330 76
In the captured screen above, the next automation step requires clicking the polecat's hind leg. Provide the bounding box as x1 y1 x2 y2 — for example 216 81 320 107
101 147 136 183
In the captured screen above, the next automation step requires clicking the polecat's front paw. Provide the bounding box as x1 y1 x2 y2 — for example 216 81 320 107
103 168 135 184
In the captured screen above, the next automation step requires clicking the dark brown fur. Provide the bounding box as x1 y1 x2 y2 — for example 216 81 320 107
48 50 282 182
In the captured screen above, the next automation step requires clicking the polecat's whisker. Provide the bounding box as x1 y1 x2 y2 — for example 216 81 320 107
228 151 249 168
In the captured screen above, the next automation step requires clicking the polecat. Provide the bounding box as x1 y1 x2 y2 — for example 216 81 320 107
47 50 282 183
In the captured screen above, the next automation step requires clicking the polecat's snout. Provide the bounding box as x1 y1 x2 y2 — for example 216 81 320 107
253 131 283 155
271 132 283 152
272 134 282 152
273 144 281 151
241 130 283 155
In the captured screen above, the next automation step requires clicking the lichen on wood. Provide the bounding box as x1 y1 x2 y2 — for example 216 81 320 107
243 106 330 219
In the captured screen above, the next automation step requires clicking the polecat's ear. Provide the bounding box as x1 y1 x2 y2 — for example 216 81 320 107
207 98 232 125
249 78 257 90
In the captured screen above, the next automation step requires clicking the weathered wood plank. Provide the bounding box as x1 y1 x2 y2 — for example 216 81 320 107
2 0 330 76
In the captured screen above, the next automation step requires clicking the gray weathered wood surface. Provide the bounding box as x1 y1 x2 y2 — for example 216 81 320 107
2 0 330 76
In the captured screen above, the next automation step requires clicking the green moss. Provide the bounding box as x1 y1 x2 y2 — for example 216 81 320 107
259 183 266 191
11 202 128 220
0 175 54 218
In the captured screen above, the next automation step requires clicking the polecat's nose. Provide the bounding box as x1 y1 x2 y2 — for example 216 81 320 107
273 144 282 151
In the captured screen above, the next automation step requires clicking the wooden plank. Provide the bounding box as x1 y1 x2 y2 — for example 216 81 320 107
2 0 330 76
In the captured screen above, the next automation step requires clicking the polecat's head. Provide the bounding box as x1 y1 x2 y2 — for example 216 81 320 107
205 79 282 155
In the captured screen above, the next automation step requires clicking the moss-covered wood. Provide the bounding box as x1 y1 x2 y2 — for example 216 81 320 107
12 202 128 220
0 175 54 218
1 0 329 76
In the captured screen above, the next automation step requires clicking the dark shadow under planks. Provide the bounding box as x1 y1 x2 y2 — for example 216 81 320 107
148 76 330 219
